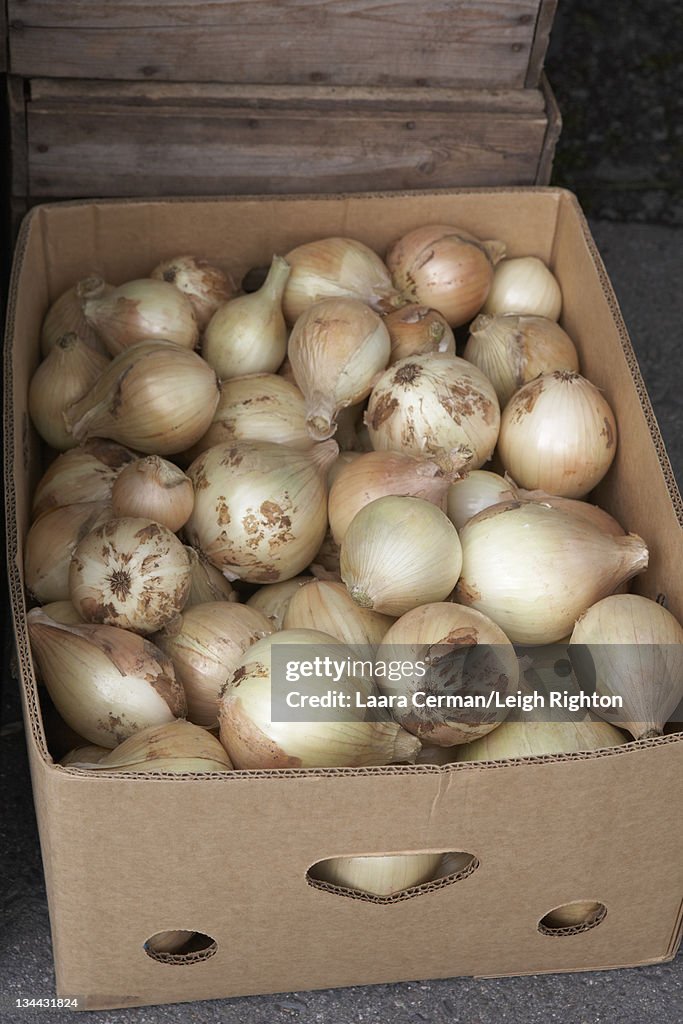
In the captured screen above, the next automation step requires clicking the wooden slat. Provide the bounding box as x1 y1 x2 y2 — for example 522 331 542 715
7 75 28 196
535 73 561 184
525 0 557 87
9 0 545 88
25 85 553 200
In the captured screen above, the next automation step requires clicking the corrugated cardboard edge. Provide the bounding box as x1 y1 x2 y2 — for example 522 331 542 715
4 187 682 779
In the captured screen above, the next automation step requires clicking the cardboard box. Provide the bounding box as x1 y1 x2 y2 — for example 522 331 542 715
5 189 683 1011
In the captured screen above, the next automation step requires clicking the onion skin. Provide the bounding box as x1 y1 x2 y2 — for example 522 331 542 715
29 333 110 451
82 278 199 356
151 254 236 331
185 440 335 584
455 717 627 762
386 224 506 327
497 371 617 498
482 257 562 320
40 277 112 357
383 304 455 364
454 500 649 644
246 576 315 629
25 501 113 604
31 439 137 521
365 354 500 470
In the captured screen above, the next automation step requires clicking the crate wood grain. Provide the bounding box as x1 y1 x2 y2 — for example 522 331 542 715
8 0 557 89
21 78 560 203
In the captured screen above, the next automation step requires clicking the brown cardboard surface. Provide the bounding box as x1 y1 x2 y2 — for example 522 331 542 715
5 189 683 1010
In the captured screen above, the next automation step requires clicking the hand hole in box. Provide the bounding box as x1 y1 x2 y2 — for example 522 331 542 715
307 850 478 903
143 930 217 965
538 901 607 937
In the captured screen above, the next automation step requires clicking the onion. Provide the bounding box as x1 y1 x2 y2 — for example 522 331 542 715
498 371 617 498
29 333 110 451
386 224 506 326
150 254 236 330
82 277 199 355
31 439 137 521
110 456 194 532
482 256 562 320
383 304 455 364
365 354 500 469
446 470 510 530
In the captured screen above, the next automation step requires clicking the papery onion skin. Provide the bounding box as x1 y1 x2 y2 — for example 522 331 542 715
246 575 315 629
85 719 234 773
31 439 137 521
283 580 394 651
569 594 683 740
454 500 649 644
482 256 562 320
41 277 112 357
151 255 236 331
463 313 579 407
366 354 500 470
218 629 421 769
185 440 335 584
446 470 510 531
27 610 186 748
288 297 391 442
340 495 463 617
455 717 627 762
329 448 471 545
29 333 111 451
184 546 239 606
154 602 272 728
69 517 192 634
64 341 221 456
282 237 402 324
376 603 517 745
386 224 506 327
182 373 313 462
383 304 456 364
111 456 194 532
82 278 199 356
25 501 113 604
497 371 617 498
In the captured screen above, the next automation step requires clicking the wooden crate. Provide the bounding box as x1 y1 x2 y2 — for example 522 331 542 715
10 77 560 211
7 0 557 89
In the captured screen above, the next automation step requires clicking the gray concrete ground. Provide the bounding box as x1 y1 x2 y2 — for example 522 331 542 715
2 0 682 1020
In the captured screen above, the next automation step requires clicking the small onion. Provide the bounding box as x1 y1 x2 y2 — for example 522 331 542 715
376 603 518 745
283 580 394 651
340 496 463 616
288 297 391 441
446 470 510 530
150 254 236 330
27 610 186 748
482 256 562 320
365 354 500 469
65 341 220 456
69 517 192 634
203 256 290 379
82 277 199 356
155 602 272 727
386 224 506 327
282 237 402 324
383 304 456 364
498 371 617 498
454 500 649 644
218 629 421 769
111 456 194 532
185 440 336 583
463 314 579 406
29 333 110 451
